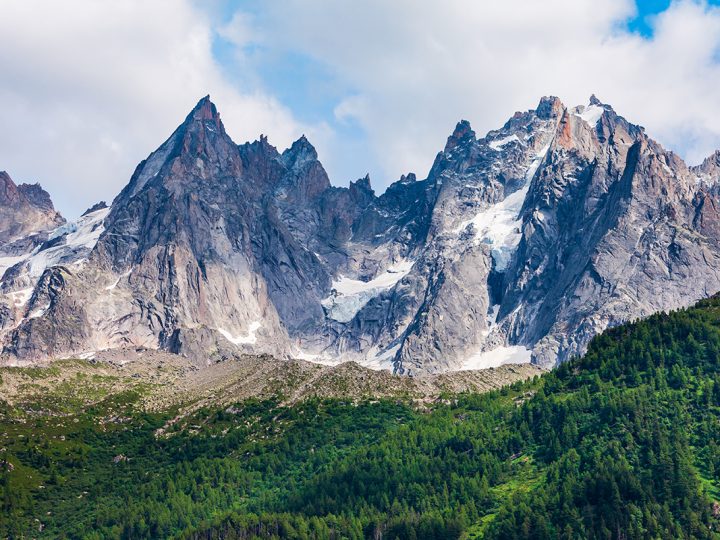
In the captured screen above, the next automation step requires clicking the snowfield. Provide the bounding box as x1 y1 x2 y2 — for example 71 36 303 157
574 102 605 126
454 144 550 271
457 345 532 371
321 259 414 323
218 321 262 345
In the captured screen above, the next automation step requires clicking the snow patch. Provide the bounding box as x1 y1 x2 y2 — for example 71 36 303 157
218 321 261 345
9 288 33 307
489 134 520 151
294 349 321 361
296 343 398 372
28 303 50 319
0 256 26 278
454 145 550 271
27 206 110 278
104 271 131 291
322 260 414 323
364 344 400 370
104 277 121 291
457 345 532 371
0 207 111 308
696 173 715 186
574 103 605 126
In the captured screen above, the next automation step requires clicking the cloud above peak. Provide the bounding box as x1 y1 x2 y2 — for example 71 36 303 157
1 0 720 215
235 0 720 185
0 0 315 216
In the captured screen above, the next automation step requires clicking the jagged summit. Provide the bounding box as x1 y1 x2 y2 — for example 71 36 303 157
187 94 218 120
81 201 108 217
348 174 375 201
239 135 280 161
444 119 476 152
0 171 64 244
535 95 565 119
176 94 226 139
17 183 55 212
2 94 720 376
352 173 372 191
281 135 319 169
695 148 720 177
0 174 57 213
0 171 19 203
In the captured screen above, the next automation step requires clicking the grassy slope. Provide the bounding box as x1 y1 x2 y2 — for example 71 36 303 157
2 297 720 538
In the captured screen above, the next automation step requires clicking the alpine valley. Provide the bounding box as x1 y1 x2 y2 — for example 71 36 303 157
3 95 720 539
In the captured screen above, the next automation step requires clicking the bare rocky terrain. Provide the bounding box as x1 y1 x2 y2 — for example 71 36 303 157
3 94 720 375
0 351 541 420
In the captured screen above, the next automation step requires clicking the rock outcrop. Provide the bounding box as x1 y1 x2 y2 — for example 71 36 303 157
0 171 64 247
1 95 720 374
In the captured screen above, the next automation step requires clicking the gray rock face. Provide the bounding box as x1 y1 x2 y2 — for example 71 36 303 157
2 95 720 373
493 100 720 368
0 172 64 247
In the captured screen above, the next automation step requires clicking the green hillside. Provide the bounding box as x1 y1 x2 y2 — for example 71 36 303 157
3 297 720 539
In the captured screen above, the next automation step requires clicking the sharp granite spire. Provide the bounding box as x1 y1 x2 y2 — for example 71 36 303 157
1 94 720 375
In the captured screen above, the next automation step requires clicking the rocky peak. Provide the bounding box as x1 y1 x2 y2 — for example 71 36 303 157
7 93 720 378
704 149 720 167
118 96 240 201
351 174 372 191
549 95 625 152
444 120 476 152
281 135 319 170
535 96 565 119
0 171 21 205
256 134 277 153
275 135 331 202
186 95 222 128
81 201 108 217
173 95 230 155
239 135 281 161
0 171 64 245
694 149 720 181
349 174 375 203
0 172 61 219
17 183 56 213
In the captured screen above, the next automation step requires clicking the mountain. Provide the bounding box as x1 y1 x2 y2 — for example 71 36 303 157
2 294 720 538
0 171 64 246
1 95 720 373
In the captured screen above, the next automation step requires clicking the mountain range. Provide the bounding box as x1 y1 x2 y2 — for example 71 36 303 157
2 94 720 374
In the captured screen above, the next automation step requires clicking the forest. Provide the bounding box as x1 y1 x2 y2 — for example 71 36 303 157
2 296 720 538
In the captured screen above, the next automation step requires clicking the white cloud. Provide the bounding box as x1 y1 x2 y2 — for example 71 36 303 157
3 0 720 216
240 0 720 187
0 0 315 217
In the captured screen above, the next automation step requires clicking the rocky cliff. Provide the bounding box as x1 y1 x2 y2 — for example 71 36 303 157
0 171 64 249
1 95 719 373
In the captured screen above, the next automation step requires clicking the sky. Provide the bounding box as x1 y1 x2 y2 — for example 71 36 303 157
1 0 720 217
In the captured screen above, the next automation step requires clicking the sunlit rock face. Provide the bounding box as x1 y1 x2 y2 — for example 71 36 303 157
2 94 720 374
